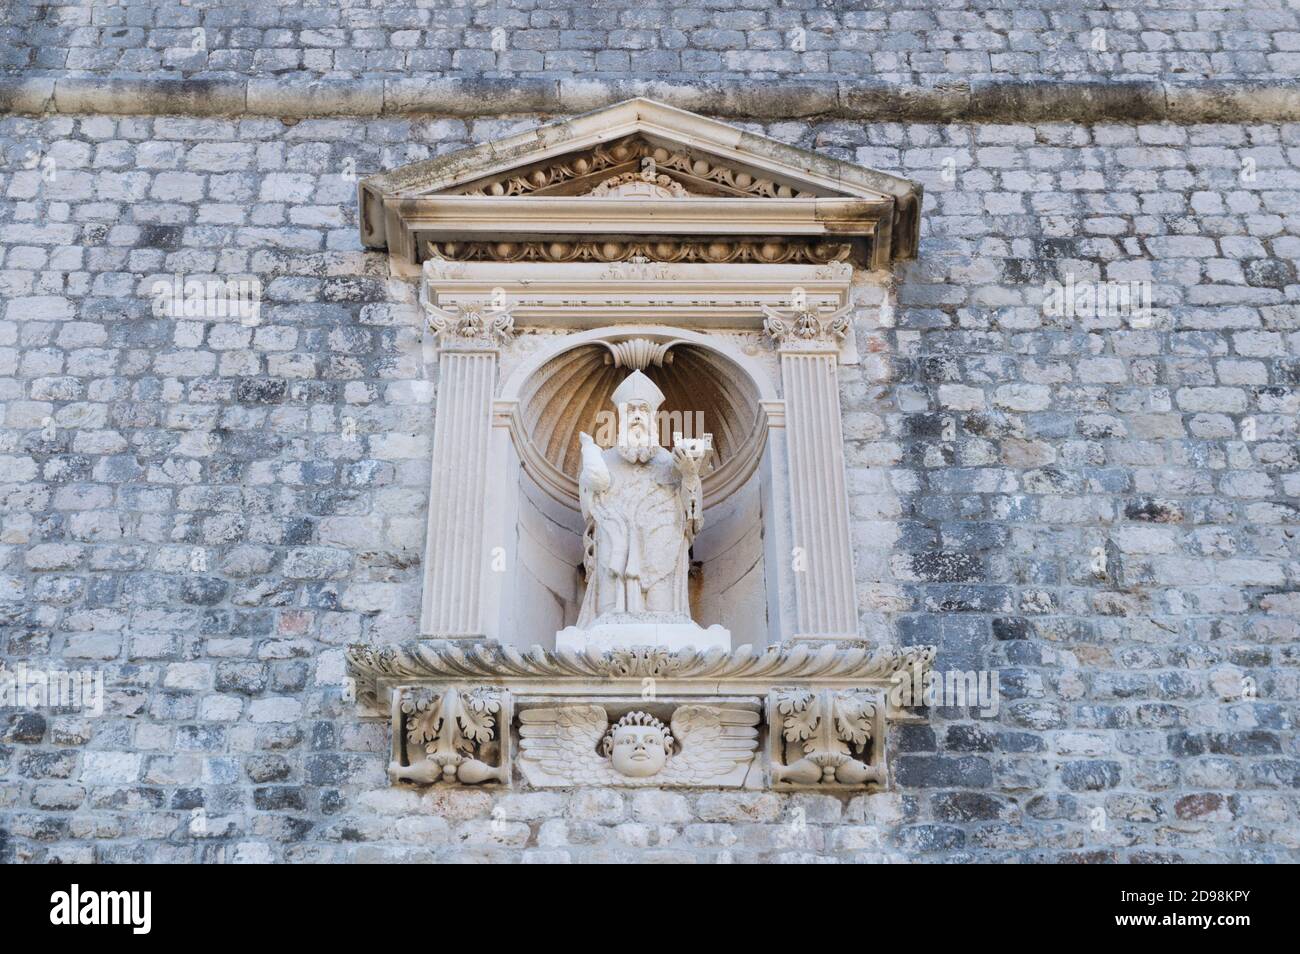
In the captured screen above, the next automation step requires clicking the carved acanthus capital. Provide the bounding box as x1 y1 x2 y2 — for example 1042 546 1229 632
761 302 853 351
768 687 886 789
389 686 511 786
422 299 515 349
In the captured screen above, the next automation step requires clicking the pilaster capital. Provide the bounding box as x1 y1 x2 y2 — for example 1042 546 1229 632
422 298 515 351
761 302 853 352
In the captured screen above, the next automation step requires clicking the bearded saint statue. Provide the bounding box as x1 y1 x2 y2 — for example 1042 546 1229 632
557 370 730 651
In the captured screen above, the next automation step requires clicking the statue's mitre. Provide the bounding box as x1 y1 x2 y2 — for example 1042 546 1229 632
610 370 665 413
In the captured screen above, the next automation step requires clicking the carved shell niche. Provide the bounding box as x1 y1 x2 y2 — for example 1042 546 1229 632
518 341 761 491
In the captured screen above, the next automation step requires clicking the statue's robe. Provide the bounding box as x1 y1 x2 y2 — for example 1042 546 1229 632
576 445 698 625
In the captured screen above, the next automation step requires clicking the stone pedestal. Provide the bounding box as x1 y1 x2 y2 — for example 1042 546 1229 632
555 620 732 653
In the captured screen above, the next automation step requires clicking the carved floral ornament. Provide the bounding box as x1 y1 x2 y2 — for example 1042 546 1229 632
761 301 854 349
349 641 935 791
422 300 515 346
453 134 822 201
423 238 855 266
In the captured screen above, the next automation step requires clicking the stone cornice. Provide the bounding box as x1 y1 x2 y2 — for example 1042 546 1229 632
420 259 853 327
5 75 1300 124
346 639 937 704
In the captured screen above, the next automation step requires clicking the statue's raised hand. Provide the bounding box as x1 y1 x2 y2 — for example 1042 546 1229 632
671 433 712 475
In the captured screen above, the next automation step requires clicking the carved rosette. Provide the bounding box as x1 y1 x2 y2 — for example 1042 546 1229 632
761 302 854 351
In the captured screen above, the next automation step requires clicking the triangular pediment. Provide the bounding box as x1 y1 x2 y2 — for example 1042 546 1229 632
360 98 922 268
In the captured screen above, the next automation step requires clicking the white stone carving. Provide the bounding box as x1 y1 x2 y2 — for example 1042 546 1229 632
760 301 853 349
586 170 689 199
352 642 935 790
768 688 886 789
415 288 506 637
599 256 671 281
555 369 730 652
360 98 923 268
347 640 936 702
518 704 759 787
421 259 852 332
756 300 862 640
599 337 682 370
421 298 515 348
350 99 935 797
388 686 511 785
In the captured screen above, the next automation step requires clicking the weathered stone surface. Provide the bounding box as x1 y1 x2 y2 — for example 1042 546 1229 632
1 9 1298 861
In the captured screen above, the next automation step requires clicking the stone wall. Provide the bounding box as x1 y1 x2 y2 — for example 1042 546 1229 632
5 0 1300 85
1 106 1296 862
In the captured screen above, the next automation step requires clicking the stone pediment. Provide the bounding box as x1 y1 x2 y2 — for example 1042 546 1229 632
359 98 922 269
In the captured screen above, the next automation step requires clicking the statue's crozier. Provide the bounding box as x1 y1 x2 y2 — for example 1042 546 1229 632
555 370 731 651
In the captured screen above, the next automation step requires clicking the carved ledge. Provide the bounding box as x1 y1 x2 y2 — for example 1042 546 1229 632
348 640 935 703
350 641 935 792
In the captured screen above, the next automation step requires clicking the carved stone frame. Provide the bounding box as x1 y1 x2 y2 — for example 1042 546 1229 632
350 98 933 793
417 258 869 645
360 98 922 273
351 642 934 790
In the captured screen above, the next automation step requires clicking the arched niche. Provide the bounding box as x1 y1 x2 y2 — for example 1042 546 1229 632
492 328 778 650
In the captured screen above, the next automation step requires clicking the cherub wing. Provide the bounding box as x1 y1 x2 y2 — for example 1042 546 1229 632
518 705 619 787
663 706 760 786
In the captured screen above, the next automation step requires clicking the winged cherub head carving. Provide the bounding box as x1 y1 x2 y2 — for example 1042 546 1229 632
600 711 674 778
519 704 760 788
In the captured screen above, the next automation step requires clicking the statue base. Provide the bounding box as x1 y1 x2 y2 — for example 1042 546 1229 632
556 621 732 652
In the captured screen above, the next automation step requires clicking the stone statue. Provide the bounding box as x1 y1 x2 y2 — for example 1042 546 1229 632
555 370 731 651
518 704 760 787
